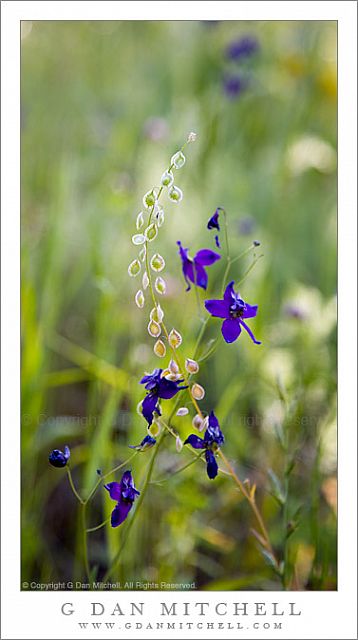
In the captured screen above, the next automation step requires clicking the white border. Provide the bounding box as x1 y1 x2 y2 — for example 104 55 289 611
1 2 357 639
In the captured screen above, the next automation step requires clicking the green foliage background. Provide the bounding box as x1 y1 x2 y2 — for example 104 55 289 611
21 20 337 590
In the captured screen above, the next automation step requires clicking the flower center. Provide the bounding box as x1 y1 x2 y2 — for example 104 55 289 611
229 297 245 318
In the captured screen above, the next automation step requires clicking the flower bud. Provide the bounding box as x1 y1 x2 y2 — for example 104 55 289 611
143 189 157 209
168 358 179 374
150 253 165 272
150 304 164 323
145 223 158 242
148 319 161 338
135 289 145 309
176 436 183 452
132 233 146 245
161 170 174 187
168 185 183 203
187 132 197 143
136 211 144 229
185 358 199 374
128 259 141 277
139 246 146 262
155 276 166 295
154 339 166 358
142 271 149 290
171 151 186 169
168 328 182 349
176 407 189 417
191 383 205 400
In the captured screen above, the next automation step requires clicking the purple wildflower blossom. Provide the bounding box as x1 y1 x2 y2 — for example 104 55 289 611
129 435 156 451
177 241 221 291
226 36 259 61
105 470 140 527
223 74 249 99
140 368 188 426
207 208 222 248
205 281 261 345
49 446 70 468
184 411 224 480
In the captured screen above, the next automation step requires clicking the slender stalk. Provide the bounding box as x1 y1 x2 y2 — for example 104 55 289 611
81 502 90 581
86 516 111 533
84 452 138 504
66 467 84 504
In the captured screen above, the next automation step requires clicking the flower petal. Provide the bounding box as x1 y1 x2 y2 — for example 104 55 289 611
141 393 160 425
239 319 261 344
104 482 122 501
223 280 236 303
111 500 133 527
243 303 258 319
184 434 205 449
221 318 242 343
193 262 208 289
194 249 221 266
205 450 218 479
204 299 229 318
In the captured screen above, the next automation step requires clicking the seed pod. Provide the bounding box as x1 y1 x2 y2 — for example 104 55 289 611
128 259 141 277
135 290 145 309
136 211 144 229
191 383 205 400
155 277 166 295
176 407 189 417
185 358 199 374
145 223 158 242
154 339 166 358
132 233 146 245
176 436 183 452
192 414 203 430
161 170 174 187
143 190 157 209
149 420 161 437
168 328 182 349
150 253 165 272
142 271 149 290
168 185 183 203
139 246 146 262
148 320 161 338
168 358 180 374
171 151 186 169
157 209 165 227
150 304 164 323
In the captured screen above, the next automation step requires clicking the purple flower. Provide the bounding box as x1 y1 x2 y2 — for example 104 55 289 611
49 446 70 468
223 74 249 99
184 411 224 480
205 281 261 345
140 368 188 426
129 435 156 451
226 36 259 61
105 470 140 527
177 241 221 291
207 208 222 248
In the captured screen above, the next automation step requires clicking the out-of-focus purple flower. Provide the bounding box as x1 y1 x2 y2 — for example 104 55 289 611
223 74 249 99
205 280 261 345
49 446 70 468
177 241 221 291
105 470 140 527
184 411 224 480
238 216 256 236
207 208 222 248
143 117 169 142
226 36 259 61
284 304 306 320
129 435 156 451
140 368 188 426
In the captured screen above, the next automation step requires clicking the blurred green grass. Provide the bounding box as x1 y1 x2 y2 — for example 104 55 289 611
21 20 337 590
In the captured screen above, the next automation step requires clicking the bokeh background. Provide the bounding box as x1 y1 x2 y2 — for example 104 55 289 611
21 20 337 590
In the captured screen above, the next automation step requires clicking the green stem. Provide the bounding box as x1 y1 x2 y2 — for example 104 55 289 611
84 452 138 504
150 451 205 484
66 467 84 504
87 516 111 533
81 502 90 581
102 432 165 582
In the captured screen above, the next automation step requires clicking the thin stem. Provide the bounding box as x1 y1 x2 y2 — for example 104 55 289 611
81 502 90 581
103 432 165 582
84 452 138 504
87 516 111 533
150 451 205 484
236 254 264 288
66 467 84 504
